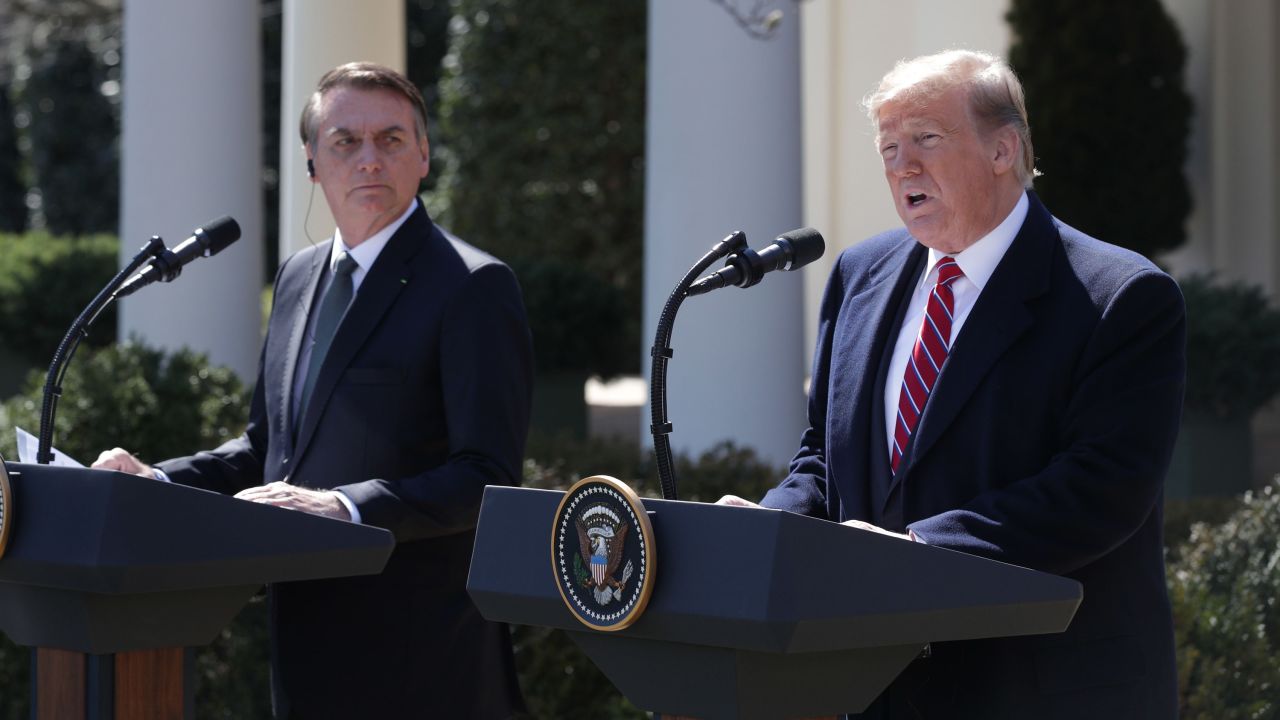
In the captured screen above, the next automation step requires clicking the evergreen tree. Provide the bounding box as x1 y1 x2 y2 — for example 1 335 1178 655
405 0 452 195
1007 0 1192 259
22 35 119 236
436 0 646 378
0 82 26 233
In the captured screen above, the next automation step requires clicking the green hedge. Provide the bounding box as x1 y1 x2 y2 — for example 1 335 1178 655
0 232 119 372
1169 481 1280 718
435 0 647 377
0 340 247 465
1180 274 1280 420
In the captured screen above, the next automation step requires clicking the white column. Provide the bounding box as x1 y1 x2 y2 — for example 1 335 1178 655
119 0 263 381
643 0 805 467
278 0 405 259
1209 0 1278 295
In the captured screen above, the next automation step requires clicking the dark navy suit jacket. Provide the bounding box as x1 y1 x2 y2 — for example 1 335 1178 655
159 202 532 719
762 193 1182 718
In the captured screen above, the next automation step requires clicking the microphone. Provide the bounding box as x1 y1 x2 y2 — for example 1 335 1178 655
686 227 824 296
116 216 241 298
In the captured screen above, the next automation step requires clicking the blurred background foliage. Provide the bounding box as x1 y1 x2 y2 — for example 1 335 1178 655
1179 274 1280 421
1007 0 1192 259
1168 483 1280 719
0 231 118 393
434 0 646 378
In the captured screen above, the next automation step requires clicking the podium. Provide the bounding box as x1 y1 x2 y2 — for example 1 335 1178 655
468 486 1083 719
0 462 394 719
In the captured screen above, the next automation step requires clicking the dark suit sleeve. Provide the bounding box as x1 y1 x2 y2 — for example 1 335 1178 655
759 261 844 518
336 263 533 542
907 269 1185 575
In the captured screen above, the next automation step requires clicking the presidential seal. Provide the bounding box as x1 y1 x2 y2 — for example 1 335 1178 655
0 455 12 560
551 475 656 631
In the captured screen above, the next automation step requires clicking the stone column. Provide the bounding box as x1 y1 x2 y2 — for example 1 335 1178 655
119 0 263 381
643 0 805 467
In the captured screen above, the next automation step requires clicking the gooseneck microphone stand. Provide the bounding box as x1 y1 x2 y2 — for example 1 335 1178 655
36 236 168 465
649 230 748 500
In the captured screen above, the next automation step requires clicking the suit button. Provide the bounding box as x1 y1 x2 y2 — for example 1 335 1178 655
282 457 290 465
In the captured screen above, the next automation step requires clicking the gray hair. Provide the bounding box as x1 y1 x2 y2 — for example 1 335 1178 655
299 62 429 149
863 50 1037 187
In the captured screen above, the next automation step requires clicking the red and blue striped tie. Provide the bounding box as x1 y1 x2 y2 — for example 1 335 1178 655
891 256 964 474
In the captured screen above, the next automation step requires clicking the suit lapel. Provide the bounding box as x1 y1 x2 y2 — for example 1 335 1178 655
281 246 328 451
889 193 1057 491
826 239 925 522
292 205 430 461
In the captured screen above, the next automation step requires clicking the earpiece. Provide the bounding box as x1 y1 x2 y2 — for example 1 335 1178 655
306 158 315 178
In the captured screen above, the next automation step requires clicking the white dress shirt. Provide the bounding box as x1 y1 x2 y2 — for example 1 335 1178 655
882 191 1029 459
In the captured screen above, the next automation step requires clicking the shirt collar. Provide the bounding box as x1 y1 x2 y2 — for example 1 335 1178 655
330 198 419 274
925 190 1028 290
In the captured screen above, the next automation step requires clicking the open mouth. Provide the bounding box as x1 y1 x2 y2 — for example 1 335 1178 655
906 192 928 207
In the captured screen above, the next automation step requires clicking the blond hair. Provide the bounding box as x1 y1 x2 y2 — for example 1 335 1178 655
864 50 1037 186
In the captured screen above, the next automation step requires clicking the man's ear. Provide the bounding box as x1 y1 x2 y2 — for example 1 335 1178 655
418 138 431 179
991 126 1019 176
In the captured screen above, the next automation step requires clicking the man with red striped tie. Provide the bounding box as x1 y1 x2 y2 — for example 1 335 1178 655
720 50 1182 718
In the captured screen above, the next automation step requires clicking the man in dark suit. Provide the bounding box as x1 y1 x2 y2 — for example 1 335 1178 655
722 51 1182 717
95 63 531 719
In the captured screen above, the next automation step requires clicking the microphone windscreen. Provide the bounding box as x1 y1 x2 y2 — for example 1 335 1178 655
197 216 241 256
778 227 825 269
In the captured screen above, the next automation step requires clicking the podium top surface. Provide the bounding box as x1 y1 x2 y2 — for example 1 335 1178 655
469 486 1082 654
0 462 394 594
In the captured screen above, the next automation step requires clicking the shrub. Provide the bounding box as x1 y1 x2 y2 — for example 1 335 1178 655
0 231 119 370
20 34 120 237
0 635 28 719
0 82 26 233
1180 274 1280 420
1169 481 1280 718
1007 0 1192 259
513 257 630 379
435 0 646 376
0 340 247 464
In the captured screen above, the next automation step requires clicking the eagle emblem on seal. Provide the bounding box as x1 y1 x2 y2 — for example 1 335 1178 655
552 475 655 630
574 504 634 605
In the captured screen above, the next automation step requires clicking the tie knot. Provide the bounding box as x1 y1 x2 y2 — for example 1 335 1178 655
333 252 358 277
935 256 963 286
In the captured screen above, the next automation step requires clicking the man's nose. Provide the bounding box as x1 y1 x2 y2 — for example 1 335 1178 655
886 147 919 177
356 140 382 172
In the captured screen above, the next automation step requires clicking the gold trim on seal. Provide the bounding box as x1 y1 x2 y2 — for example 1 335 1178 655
0 455 12 560
550 475 657 632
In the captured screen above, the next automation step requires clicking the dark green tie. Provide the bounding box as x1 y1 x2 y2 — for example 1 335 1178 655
295 251 358 436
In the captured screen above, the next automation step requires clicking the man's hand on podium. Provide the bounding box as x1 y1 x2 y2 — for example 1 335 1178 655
92 448 159 480
714 494 913 542
840 518 912 542
92 449 351 521
715 494 761 508
234 481 352 521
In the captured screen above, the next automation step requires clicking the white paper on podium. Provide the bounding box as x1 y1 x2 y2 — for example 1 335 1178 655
15 426 84 467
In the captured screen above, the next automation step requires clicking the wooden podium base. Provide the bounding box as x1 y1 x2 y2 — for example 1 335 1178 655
34 647 193 720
